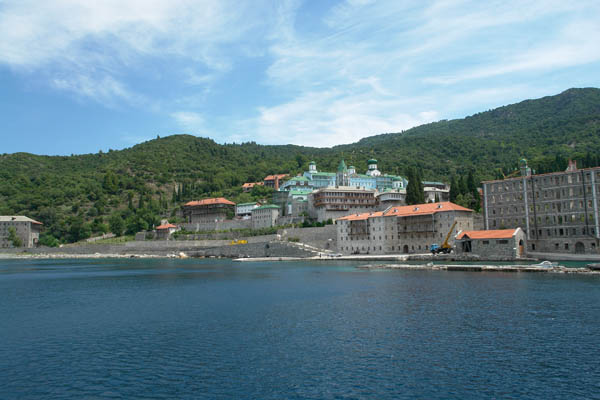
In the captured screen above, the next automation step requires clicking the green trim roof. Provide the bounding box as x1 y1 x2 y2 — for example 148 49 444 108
422 181 445 185
253 204 281 210
312 172 336 177
289 189 311 195
237 202 260 207
288 176 310 182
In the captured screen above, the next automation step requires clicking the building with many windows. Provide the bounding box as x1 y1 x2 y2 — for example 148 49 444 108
251 204 281 229
482 159 600 254
309 187 379 222
183 198 236 227
336 202 473 254
0 216 42 248
236 202 261 218
291 159 407 191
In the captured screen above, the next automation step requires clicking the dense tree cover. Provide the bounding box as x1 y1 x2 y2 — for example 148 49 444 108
1 88 599 243
405 168 425 205
450 171 481 212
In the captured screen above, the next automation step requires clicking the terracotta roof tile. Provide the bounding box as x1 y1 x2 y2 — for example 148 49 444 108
383 202 472 217
337 211 384 221
457 229 519 240
156 223 177 230
184 197 235 207
264 174 289 180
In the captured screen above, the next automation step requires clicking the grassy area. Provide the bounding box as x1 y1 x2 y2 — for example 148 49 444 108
86 235 135 245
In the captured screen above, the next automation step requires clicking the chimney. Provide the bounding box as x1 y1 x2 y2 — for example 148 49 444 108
566 159 577 172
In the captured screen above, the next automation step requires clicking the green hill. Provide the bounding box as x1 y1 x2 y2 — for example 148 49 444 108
1 87 599 244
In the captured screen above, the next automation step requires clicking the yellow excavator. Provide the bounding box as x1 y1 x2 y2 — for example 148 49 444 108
430 221 457 254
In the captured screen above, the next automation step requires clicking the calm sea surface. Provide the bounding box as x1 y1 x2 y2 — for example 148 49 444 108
1 258 600 399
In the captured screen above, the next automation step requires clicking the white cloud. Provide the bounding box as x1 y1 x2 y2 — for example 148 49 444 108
0 0 269 104
250 89 438 147
51 74 142 107
253 0 600 146
171 111 205 133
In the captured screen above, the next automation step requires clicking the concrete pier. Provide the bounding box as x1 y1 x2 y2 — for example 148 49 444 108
357 263 600 274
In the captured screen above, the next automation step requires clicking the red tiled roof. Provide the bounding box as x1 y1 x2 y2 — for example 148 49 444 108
384 202 473 217
156 223 177 230
264 174 289 181
337 211 384 221
184 197 235 207
457 229 519 240
242 182 263 188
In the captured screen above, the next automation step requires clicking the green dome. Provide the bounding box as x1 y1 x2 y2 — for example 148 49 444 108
309 161 316 165
337 159 348 172
367 159 377 164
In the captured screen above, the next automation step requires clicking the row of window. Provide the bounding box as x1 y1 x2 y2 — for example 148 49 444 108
488 170 600 193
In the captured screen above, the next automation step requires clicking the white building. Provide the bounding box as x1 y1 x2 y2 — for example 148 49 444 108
236 202 261 218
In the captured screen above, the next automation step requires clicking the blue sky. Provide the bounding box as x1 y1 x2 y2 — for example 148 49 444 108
1 0 599 155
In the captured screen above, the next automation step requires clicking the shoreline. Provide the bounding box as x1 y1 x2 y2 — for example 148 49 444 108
0 252 187 260
358 263 600 274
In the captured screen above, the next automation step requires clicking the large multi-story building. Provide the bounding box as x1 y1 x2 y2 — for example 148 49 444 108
482 159 600 254
251 204 281 229
183 197 236 227
309 187 379 222
336 202 473 254
279 159 407 192
0 216 42 248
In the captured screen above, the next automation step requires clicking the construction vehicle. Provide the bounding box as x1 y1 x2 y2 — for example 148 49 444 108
229 239 248 245
430 221 457 254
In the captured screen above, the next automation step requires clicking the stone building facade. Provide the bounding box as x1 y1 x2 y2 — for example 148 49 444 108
0 216 42 248
252 205 281 229
455 228 526 259
183 198 236 229
336 202 473 255
482 160 600 254
308 187 379 222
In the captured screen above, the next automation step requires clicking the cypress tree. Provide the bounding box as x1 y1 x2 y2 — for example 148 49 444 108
449 176 458 203
415 169 425 204
406 168 416 205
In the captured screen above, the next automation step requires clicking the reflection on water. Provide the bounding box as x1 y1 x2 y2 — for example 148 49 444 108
1 259 599 399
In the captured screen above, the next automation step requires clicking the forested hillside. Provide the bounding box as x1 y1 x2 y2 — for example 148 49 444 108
1 87 599 244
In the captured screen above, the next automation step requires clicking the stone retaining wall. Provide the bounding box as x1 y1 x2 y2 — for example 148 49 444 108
277 225 336 250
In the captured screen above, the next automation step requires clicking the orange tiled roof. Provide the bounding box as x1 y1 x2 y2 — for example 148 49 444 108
156 223 177 230
457 229 519 240
242 182 264 188
184 197 235 207
384 202 473 217
337 211 384 221
264 174 289 181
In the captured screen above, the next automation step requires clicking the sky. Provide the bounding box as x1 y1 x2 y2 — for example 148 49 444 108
1 0 599 155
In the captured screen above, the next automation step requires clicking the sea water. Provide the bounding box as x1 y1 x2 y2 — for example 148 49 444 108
1 258 599 399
